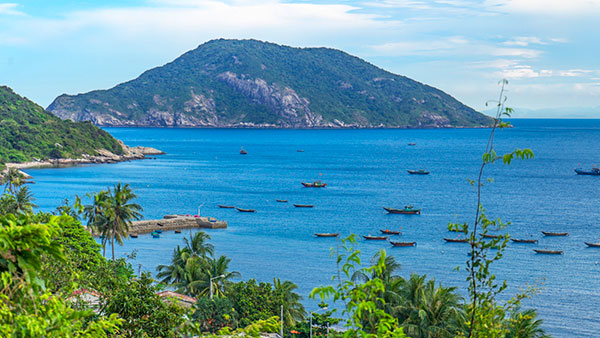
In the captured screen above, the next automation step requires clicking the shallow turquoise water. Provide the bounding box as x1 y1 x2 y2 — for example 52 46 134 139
28 120 600 336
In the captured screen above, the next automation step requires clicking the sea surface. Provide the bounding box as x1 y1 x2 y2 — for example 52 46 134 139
28 119 600 337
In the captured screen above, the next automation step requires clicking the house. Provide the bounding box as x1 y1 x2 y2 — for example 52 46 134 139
156 290 197 308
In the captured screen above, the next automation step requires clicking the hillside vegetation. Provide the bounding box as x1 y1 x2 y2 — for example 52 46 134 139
48 39 492 128
0 86 122 163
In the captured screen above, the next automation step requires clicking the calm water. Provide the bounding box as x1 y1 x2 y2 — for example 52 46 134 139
28 119 600 337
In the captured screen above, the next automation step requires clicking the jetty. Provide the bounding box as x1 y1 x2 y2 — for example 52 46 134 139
89 215 227 237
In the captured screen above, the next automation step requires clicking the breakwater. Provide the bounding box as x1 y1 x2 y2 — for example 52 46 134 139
128 215 227 235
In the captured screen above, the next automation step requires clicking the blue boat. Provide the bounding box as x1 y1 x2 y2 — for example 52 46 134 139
154 229 163 234
151 232 160 238
574 168 600 175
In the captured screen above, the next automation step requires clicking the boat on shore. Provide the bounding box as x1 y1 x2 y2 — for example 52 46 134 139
218 205 235 209
315 233 339 237
574 167 600 175
383 206 421 214
294 204 314 208
444 238 469 243
534 249 563 255
236 207 256 213
363 235 388 240
542 231 569 236
380 229 401 235
276 199 288 203
301 181 327 188
584 242 600 247
407 169 430 175
390 241 416 247
511 238 538 243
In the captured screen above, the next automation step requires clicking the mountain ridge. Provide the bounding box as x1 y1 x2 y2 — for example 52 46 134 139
48 39 492 129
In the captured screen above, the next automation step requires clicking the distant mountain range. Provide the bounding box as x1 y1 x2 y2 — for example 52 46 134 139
48 39 492 128
499 107 600 119
0 85 122 164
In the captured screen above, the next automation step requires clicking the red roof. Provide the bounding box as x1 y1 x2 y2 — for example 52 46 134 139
156 290 197 304
71 288 102 297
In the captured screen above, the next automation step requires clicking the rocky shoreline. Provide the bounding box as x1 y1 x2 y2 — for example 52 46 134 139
3 140 164 174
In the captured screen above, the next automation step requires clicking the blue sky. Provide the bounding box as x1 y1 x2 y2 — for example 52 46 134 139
1 0 599 116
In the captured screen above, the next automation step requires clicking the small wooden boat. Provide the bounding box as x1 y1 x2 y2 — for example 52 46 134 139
534 249 563 255
363 235 388 240
130 233 138 238
482 234 501 239
276 199 288 203
218 205 235 209
236 207 256 213
301 181 327 188
315 233 339 237
297 149 304 152
154 229 163 234
383 206 421 215
390 241 416 247
174 230 181 234
407 169 430 175
408 143 416 146
444 238 469 243
542 231 569 237
574 168 600 175
157 222 164 227
240 148 247 155
151 232 160 238
294 204 314 208
380 229 401 235
511 238 538 244
584 242 600 247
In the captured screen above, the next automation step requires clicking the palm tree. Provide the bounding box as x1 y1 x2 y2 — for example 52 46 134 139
84 190 111 257
156 232 214 284
11 185 36 214
2 167 25 195
175 255 240 297
183 231 214 258
273 278 306 327
505 308 550 338
104 183 143 260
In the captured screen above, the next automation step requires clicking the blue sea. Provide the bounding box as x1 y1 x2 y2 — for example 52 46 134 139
28 119 600 337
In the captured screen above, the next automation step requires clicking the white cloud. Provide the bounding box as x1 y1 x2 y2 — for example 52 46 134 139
0 3 24 16
485 0 600 15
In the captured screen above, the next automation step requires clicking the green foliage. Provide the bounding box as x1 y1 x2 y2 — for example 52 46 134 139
48 39 492 128
192 296 237 333
225 279 278 327
0 86 123 164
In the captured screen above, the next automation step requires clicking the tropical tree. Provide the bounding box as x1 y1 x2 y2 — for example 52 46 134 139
273 278 306 327
2 185 36 214
175 255 240 298
183 230 214 257
157 231 214 284
104 183 143 260
505 308 551 338
84 190 111 257
1 167 25 194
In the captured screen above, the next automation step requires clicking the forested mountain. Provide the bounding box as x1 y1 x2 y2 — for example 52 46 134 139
48 39 491 128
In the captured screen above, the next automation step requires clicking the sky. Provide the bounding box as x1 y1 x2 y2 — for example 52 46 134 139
1 0 599 116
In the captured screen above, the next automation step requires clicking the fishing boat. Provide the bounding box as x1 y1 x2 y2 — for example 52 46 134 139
151 232 160 238
534 249 563 255
240 148 247 155
407 169 430 175
301 181 327 188
383 206 421 214
294 204 314 208
174 230 181 234
154 229 163 234
363 235 388 240
574 167 600 175
275 199 288 203
129 233 138 238
315 233 339 237
236 207 256 213
444 238 469 243
390 241 416 247
511 238 538 244
542 231 569 236
584 242 600 247
297 149 304 152
218 205 235 209
408 142 416 146
482 234 501 239
380 229 401 235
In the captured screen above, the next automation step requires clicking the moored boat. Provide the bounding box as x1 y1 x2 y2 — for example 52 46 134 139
294 204 314 208
315 233 339 237
240 148 247 155
363 235 388 240
174 230 181 234
511 238 538 243
574 167 600 175
482 234 501 239
407 169 430 175
383 206 421 214
154 229 163 234
151 232 160 238
297 149 304 152
542 231 569 236
390 241 416 247
380 229 401 235
276 199 288 203
218 205 235 209
534 249 563 255
130 233 138 238
301 181 327 188
236 207 256 213
584 242 600 247
408 142 416 146
444 238 469 243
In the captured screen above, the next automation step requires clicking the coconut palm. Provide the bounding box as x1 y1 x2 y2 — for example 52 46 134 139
183 231 214 258
2 167 25 195
10 185 36 214
156 245 189 284
175 255 240 298
505 308 550 338
84 190 111 257
104 183 143 260
273 278 306 327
